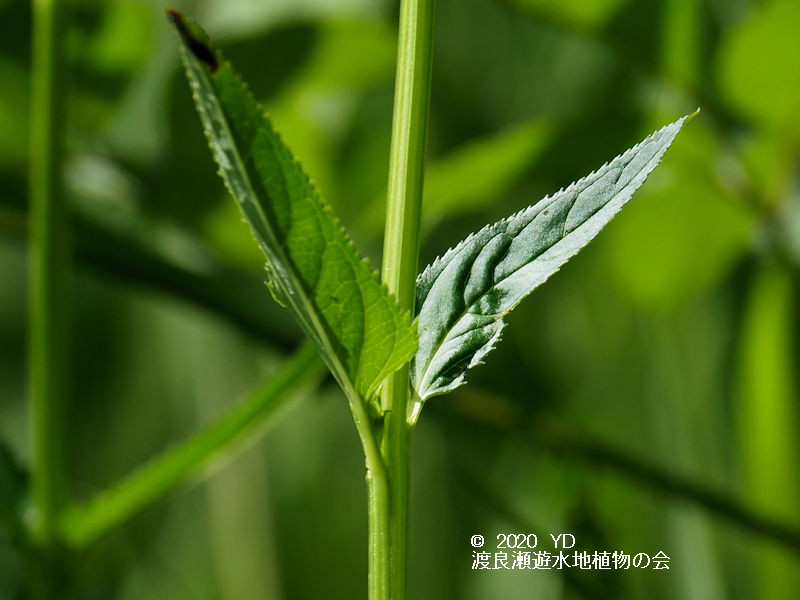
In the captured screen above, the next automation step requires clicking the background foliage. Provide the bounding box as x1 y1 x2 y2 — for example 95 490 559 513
1 0 799 598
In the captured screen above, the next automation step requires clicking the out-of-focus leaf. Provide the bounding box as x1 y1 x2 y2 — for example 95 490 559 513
506 0 627 28
605 177 751 310
88 0 154 74
604 125 753 310
267 19 396 198
170 12 416 400
289 20 396 91
361 121 551 234
422 120 551 225
412 116 690 405
204 0 385 40
717 0 800 131
438 0 616 128
59 345 322 549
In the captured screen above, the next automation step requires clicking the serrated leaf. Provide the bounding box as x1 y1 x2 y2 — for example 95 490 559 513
169 12 416 400
412 115 691 403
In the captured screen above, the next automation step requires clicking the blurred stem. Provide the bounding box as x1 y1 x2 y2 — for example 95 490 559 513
29 0 68 556
737 264 800 595
376 0 435 598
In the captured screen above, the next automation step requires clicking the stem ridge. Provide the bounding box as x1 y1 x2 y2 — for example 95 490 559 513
373 1 436 598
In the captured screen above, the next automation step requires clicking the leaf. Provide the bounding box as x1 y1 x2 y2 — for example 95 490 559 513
59 345 322 549
169 12 416 400
717 0 800 131
604 123 753 311
412 114 692 403
421 120 551 227
507 0 626 28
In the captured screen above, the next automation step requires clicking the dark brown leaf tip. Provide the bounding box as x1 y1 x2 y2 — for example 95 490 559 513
166 9 218 72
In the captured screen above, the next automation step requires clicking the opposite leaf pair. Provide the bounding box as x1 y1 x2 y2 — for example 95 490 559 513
169 12 690 421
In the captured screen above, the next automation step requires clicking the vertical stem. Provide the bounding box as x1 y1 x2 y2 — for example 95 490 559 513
737 264 800 598
30 0 68 551
377 0 436 598
367 468 391 600
382 0 436 306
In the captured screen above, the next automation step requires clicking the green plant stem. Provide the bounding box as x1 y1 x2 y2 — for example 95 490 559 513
377 0 436 598
29 0 68 550
367 468 391 600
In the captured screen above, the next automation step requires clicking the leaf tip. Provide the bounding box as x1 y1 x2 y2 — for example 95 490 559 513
164 7 182 21
166 9 219 72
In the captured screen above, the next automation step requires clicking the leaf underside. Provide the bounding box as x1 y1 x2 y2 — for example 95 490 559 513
413 115 691 401
169 12 416 400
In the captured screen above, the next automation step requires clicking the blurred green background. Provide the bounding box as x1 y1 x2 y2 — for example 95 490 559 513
2 0 800 598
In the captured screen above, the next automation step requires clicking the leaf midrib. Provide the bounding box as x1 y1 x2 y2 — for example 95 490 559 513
186 53 362 403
